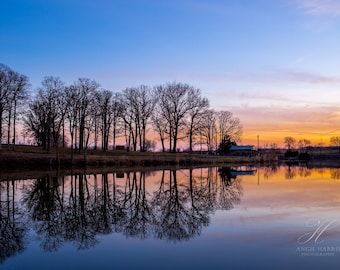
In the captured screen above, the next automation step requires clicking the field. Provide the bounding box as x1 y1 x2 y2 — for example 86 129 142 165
0 144 270 171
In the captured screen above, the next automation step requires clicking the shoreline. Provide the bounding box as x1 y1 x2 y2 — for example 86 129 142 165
2 146 340 179
0 145 274 178
0 148 268 169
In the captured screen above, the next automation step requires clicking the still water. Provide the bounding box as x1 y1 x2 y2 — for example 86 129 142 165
1 165 340 270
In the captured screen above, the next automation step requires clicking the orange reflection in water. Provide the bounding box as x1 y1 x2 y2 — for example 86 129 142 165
237 166 340 222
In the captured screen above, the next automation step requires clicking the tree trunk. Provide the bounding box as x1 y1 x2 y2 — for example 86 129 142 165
12 100 17 150
0 107 3 150
7 105 11 149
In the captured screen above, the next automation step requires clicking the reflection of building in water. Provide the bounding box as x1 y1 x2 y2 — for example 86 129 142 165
230 169 257 178
0 168 244 262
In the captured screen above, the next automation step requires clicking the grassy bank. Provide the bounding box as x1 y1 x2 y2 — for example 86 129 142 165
0 145 274 171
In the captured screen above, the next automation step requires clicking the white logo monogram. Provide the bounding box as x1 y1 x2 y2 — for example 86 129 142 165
297 219 340 244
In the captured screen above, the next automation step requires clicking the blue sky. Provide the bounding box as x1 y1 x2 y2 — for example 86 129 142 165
2 0 340 145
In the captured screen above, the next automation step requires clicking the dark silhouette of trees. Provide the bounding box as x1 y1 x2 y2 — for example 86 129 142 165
121 86 155 152
0 64 30 150
64 85 80 162
330 136 340 147
6 73 30 149
298 138 311 151
155 82 204 152
152 98 169 152
200 109 217 152
284 136 296 150
217 111 242 146
186 88 209 153
24 76 65 163
218 134 237 154
95 89 113 151
73 78 99 153
2 63 244 153
0 64 13 149
111 92 123 150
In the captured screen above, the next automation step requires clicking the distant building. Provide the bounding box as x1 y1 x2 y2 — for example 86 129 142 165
229 145 257 156
115 145 126 151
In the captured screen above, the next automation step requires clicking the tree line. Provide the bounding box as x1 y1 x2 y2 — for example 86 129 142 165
0 63 242 157
284 136 340 149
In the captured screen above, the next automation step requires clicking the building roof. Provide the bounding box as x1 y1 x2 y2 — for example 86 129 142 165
229 145 256 151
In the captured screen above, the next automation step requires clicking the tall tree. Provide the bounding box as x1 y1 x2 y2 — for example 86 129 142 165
217 111 242 146
24 76 65 164
95 89 113 151
152 107 168 152
24 97 48 147
4 70 30 149
330 136 340 147
73 78 99 152
156 82 194 152
120 88 138 151
137 85 155 152
121 86 155 152
200 109 217 152
0 64 15 149
298 138 311 149
284 136 296 150
186 88 209 152
64 85 80 162
111 92 123 150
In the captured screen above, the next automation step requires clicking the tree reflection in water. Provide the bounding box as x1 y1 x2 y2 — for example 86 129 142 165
1 167 243 263
218 167 243 210
0 180 26 264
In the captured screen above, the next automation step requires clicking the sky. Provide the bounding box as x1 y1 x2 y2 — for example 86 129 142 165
2 0 340 147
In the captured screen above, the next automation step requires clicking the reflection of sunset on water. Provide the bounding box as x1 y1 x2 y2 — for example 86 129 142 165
2 166 340 269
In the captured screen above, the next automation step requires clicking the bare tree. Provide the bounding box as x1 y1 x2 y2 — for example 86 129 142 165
5 70 30 149
153 85 172 151
284 136 296 150
24 77 65 163
111 92 123 150
330 136 340 147
0 64 15 149
137 86 155 152
216 111 242 146
42 76 65 158
298 138 311 150
330 137 340 153
156 82 194 152
120 88 138 151
95 89 113 151
121 85 155 152
73 78 99 152
65 85 80 162
186 88 209 153
151 108 168 152
200 109 217 152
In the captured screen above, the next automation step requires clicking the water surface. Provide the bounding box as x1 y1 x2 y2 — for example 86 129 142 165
1 166 340 269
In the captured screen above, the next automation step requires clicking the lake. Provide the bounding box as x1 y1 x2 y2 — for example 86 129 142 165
1 165 340 270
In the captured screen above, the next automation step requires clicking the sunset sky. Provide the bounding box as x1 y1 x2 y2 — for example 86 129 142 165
2 0 340 147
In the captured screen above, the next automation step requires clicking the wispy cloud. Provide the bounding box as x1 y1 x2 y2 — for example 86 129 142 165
197 69 340 86
294 0 340 31
276 69 340 84
297 0 340 16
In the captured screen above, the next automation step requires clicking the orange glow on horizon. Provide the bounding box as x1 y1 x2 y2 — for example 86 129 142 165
232 105 340 148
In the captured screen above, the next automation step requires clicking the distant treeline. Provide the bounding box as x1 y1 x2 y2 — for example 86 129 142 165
0 63 242 158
